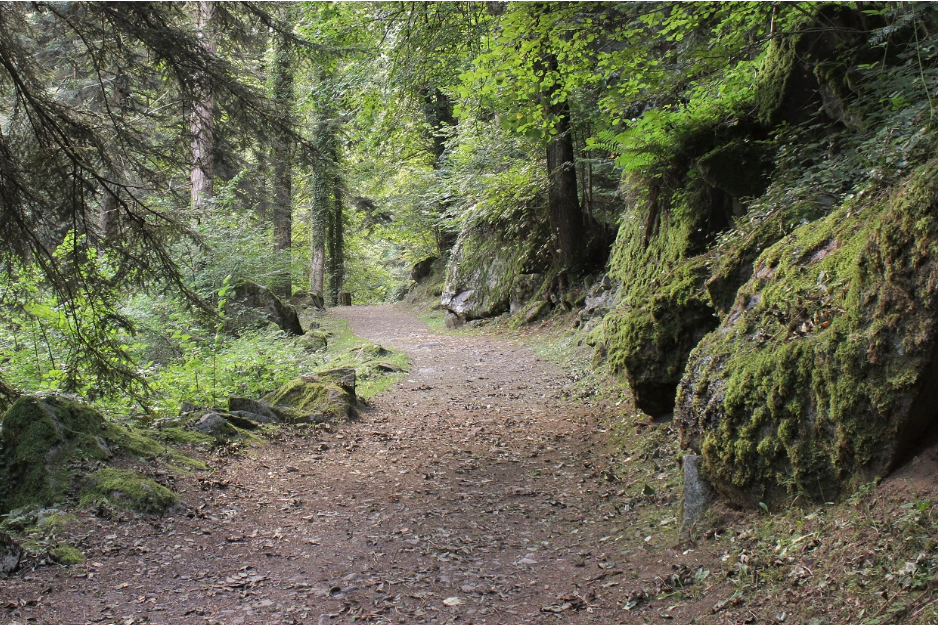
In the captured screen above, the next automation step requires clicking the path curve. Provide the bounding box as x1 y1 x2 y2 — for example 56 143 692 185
1 304 637 625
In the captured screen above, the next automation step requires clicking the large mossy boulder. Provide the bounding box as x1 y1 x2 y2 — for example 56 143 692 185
225 280 303 336
676 162 938 507
598 173 726 418
0 395 111 513
263 368 358 423
441 225 519 321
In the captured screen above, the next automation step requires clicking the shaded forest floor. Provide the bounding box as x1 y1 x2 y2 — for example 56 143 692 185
3 305 938 624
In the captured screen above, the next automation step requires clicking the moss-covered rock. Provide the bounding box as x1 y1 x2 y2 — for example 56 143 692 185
603 259 719 417
676 162 938 507
263 371 358 423
0 395 111 513
49 544 84 565
599 171 727 417
80 468 179 515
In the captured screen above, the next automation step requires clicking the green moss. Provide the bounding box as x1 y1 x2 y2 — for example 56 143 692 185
155 425 214 447
299 330 329 352
0 396 111 513
49 544 84 565
265 377 356 422
679 162 938 506
80 468 179 515
754 36 800 127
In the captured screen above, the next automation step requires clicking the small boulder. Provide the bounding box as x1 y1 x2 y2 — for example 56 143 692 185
228 397 280 422
523 300 552 324
264 373 358 423
299 330 329 352
190 412 239 437
80 468 179 515
0 532 21 577
229 410 279 425
681 455 714 532
313 368 357 394
445 311 464 329
290 291 325 311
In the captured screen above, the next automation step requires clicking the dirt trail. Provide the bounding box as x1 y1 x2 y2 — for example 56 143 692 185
0 304 670 625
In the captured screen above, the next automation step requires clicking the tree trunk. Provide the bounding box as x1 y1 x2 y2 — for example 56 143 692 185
327 183 344 306
309 162 329 298
190 0 215 216
544 56 584 276
270 7 294 298
100 73 127 240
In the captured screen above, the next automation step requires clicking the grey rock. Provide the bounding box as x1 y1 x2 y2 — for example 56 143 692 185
681 454 714 532
228 397 279 421
444 311 464 329
523 300 552 324
191 412 238 437
510 274 544 313
0 532 21 577
225 280 303 335
440 225 524 320
219 412 259 430
229 410 279 425
314 368 356 394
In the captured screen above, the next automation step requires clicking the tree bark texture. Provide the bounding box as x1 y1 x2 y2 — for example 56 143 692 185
308 165 330 298
100 73 128 240
327 183 344 306
190 1 215 215
544 58 584 275
271 10 294 297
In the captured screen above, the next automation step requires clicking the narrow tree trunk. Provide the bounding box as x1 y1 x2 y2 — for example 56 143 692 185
309 245 325 297
271 8 294 298
309 165 329 298
328 183 344 306
190 0 215 215
100 73 127 240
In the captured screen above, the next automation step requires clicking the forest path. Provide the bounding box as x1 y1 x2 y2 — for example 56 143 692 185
0 304 687 625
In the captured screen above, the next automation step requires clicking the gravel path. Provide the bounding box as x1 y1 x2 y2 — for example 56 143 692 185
0 304 660 625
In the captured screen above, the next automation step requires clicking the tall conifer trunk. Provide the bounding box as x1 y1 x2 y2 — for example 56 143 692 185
328 184 344 305
271 7 294 297
190 1 215 215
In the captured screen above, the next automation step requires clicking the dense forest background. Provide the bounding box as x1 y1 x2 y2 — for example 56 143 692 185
4 0 938 511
